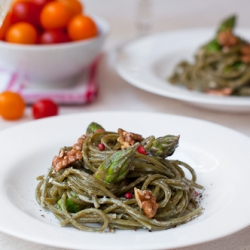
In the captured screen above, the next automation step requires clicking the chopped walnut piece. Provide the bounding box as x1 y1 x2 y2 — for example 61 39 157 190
217 30 238 47
117 128 144 149
241 44 250 63
134 187 159 218
72 134 88 151
52 149 82 171
52 134 87 172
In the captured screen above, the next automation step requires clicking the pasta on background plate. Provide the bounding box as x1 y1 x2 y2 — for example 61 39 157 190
169 15 250 96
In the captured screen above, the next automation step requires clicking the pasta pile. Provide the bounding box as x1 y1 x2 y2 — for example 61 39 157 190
169 15 250 96
36 123 203 232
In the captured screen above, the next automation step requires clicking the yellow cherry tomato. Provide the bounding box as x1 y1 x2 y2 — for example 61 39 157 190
5 22 38 44
0 91 25 120
40 1 72 30
67 14 98 41
58 0 83 16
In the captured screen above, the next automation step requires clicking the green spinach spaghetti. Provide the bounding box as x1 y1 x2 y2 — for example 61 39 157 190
36 122 203 232
169 15 250 96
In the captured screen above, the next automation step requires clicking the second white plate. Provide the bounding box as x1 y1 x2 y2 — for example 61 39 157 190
116 28 250 112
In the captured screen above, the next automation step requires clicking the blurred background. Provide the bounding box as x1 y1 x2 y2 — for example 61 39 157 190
83 0 250 46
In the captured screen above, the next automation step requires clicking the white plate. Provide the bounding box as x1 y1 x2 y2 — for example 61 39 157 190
1 111 250 250
116 28 250 112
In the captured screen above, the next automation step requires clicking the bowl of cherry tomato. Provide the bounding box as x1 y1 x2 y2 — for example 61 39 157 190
0 0 109 83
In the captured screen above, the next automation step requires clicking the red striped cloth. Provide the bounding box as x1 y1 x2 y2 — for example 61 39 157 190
0 58 100 105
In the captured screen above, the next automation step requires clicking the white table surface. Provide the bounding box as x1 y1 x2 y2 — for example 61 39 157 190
1 0 250 249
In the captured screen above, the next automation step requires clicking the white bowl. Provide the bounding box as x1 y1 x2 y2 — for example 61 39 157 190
0 15 109 84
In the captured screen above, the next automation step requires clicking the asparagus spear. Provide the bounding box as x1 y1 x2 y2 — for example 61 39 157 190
57 195 84 213
149 135 180 158
205 15 237 52
86 122 105 134
217 15 236 34
205 39 221 52
94 143 138 183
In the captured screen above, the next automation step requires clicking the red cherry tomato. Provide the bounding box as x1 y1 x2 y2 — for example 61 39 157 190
40 29 70 44
0 12 12 40
32 99 58 119
10 1 41 26
31 0 54 7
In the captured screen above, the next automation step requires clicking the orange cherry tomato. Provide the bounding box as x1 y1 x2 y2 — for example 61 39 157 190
40 1 72 30
12 0 31 3
58 0 83 16
67 15 98 41
0 91 25 120
0 12 12 40
11 0 31 6
5 22 38 44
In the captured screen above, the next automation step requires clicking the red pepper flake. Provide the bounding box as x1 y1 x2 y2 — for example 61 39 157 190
124 192 133 199
98 143 105 151
194 191 199 197
137 145 148 155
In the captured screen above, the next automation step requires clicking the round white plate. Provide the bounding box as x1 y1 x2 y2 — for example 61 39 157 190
116 28 250 112
1 111 250 250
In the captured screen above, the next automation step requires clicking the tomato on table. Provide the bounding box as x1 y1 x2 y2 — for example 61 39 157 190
5 22 38 44
40 1 72 30
67 14 98 41
32 99 58 119
0 91 25 120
